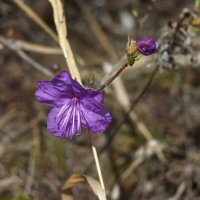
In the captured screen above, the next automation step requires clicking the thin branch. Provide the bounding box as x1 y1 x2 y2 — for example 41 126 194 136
12 0 58 43
98 63 128 91
84 65 162 173
101 65 160 154
130 65 159 108
15 40 62 55
0 35 53 77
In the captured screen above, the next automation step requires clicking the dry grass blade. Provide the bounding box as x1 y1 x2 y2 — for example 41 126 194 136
15 40 62 55
85 175 107 200
61 194 73 200
49 0 82 84
62 173 106 200
121 140 166 181
74 0 117 61
92 146 106 191
0 35 54 77
167 182 187 200
0 109 16 129
12 0 58 43
62 174 85 190
0 176 22 192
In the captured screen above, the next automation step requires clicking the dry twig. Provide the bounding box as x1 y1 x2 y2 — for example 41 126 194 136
49 0 82 83
167 182 187 200
12 0 58 43
0 35 54 77
74 0 117 61
15 40 62 55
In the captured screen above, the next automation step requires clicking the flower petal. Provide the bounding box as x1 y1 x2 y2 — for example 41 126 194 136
35 71 84 106
47 107 62 137
47 101 81 139
80 98 112 133
52 71 85 98
85 89 103 102
35 81 70 106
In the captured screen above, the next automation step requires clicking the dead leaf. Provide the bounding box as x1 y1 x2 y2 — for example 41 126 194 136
62 173 107 200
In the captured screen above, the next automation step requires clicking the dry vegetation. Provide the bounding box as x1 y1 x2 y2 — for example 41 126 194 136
1 0 200 200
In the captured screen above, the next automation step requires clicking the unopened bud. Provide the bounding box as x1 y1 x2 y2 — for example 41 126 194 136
136 37 156 56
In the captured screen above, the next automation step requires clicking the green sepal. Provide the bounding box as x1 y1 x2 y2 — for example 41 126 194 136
127 56 135 66
134 54 143 61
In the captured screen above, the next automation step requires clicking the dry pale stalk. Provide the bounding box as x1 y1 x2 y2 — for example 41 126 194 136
49 0 106 195
49 0 82 84
92 146 106 192
15 40 62 55
167 182 187 200
74 0 117 61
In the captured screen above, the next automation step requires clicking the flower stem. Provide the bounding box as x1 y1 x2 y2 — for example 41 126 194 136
92 146 106 193
98 63 128 91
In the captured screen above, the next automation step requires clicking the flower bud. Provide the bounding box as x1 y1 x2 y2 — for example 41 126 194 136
136 37 156 56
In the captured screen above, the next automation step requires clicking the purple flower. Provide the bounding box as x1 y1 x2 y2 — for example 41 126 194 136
136 37 156 56
35 71 112 139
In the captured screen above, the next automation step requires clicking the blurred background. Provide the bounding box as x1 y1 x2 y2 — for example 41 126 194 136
1 0 200 200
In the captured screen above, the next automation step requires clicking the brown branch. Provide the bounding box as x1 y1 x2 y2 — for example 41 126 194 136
98 63 128 91
84 65 160 173
101 65 159 153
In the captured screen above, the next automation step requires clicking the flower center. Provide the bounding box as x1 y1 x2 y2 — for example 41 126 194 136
56 97 81 138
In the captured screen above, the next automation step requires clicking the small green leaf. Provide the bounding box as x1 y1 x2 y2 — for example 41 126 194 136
134 54 143 61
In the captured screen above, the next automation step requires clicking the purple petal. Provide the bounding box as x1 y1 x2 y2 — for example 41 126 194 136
80 98 112 133
35 71 112 138
35 85 57 106
35 71 84 106
35 81 70 106
52 71 85 98
52 71 73 84
47 107 63 137
47 101 81 139
85 89 103 102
